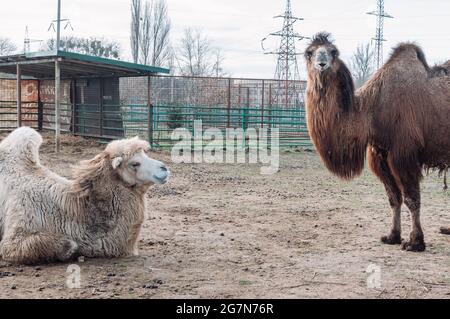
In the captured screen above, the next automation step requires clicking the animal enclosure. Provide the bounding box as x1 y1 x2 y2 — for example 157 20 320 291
0 133 449 298
0 75 311 148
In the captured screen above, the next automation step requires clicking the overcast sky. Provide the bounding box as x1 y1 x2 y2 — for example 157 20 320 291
1 0 449 79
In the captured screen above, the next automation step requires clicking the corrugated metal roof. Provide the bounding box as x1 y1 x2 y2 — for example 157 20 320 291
0 50 170 78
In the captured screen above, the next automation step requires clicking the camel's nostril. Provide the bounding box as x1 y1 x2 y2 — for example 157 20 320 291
160 166 168 172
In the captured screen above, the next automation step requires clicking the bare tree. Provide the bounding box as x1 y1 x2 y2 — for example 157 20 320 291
150 0 171 67
139 1 152 65
44 36 121 59
165 46 176 74
177 28 214 76
130 0 142 63
212 48 227 77
138 0 171 67
176 29 227 77
0 37 17 56
350 43 374 87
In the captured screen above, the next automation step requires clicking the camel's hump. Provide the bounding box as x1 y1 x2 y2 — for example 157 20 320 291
0 127 42 166
386 43 430 71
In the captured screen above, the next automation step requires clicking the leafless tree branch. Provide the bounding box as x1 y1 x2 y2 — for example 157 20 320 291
139 0 153 65
350 43 374 88
130 0 142 63
133 0 171 67
177 28 221 76
0 37 17 56
151 0 171 67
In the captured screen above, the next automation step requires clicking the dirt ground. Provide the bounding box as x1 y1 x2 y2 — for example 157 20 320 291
0 133 449 299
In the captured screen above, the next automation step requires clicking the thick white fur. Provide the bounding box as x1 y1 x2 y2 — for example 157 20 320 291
0 127 168 264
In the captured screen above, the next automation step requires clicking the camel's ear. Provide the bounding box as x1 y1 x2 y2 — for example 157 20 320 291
111 157 123 170
337 63 355 112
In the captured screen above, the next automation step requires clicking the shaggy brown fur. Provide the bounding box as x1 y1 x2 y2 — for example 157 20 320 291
305 32 450 252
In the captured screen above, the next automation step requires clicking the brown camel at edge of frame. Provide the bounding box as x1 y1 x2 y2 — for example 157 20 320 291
304 32 450 252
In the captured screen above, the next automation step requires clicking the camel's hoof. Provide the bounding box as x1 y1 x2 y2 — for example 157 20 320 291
439 227 450 235
401 239 426 252
381 232 402 245
57 240 79 262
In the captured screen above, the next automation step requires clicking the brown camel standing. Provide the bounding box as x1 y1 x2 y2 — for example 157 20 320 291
304 32 450 252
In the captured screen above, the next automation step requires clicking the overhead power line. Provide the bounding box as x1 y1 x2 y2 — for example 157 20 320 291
367 0 394 69
261 0 309 108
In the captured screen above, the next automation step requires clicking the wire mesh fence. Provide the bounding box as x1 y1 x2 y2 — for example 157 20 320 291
0 75 311 148
120 75 311 147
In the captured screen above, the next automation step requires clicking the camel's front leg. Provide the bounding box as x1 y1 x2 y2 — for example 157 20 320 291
83 226 139 258
0 230 78 264
368 148 402 245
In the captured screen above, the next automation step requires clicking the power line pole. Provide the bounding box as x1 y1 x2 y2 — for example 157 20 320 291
56 0 61 51
55 0 62 153
48 0 73 50
24 26 31 53
367 0 393 70
23 26 43 53
48 0 73 153
262 0 308 108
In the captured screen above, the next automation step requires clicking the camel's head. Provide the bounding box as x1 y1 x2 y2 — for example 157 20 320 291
305 32 339 73
106 137 170 187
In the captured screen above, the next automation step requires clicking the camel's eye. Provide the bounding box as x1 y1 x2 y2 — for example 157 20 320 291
131 162 141 168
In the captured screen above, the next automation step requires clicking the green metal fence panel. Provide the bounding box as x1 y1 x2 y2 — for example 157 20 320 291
124 103 312 148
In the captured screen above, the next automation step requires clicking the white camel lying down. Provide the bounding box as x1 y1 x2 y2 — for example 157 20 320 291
0 127 169 264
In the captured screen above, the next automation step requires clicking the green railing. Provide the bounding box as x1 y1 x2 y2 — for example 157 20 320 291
1 101 312 148
120 103 312 148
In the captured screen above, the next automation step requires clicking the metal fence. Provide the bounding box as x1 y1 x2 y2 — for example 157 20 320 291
0 75 311 148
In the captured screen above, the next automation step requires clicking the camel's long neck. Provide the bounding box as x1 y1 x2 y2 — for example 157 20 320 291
86 173 146 212
306 63 369 180
64 172 146 221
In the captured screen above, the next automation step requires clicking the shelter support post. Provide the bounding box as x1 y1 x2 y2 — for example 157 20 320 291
37 80 43 131
55 59 61 153
71 79 76 134
16 64 22 127
99 78 104 137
